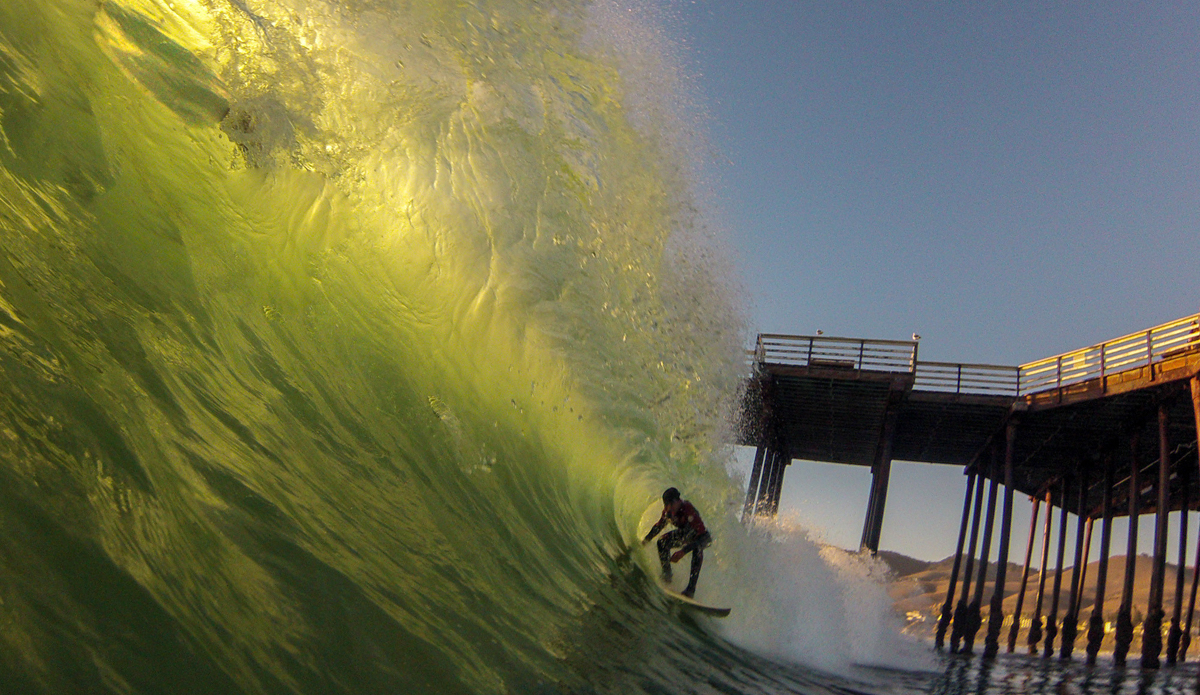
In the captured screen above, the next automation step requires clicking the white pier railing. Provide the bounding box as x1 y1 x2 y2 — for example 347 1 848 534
1017 313 1200 396
751 312 1200 399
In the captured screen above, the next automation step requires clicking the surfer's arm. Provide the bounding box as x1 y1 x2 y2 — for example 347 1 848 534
641 517 667 544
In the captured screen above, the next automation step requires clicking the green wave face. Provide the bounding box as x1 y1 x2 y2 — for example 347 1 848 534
0 0 778 692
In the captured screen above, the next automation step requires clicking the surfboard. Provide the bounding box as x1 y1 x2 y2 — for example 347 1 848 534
661 588 731 617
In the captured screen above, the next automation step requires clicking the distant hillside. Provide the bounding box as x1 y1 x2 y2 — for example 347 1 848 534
886 553 1192 652
875 550 933 579
888 553 1186 616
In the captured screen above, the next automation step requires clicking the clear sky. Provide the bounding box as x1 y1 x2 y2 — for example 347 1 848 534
675 3 1200 563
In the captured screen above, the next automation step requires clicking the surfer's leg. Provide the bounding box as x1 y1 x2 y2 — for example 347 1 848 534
682 546 703 597
656 532 680 582
682 532 711 598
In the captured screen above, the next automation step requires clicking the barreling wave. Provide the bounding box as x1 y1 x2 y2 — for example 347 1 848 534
0 0 923 692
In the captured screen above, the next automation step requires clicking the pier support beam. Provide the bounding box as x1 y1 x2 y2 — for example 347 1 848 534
755 451 773 516
1030 488 1053 655
1142 404 1173 669
1087 452 1115 665
1168 462 1190 664
1044 479 1070 657
1061 467 1089 659
741 445 768 522
937 468 978 650
951 459 988 654
1075 518 1094 616
984 424 1017 658
1184 374 1200 663
860 404 899 554
744 446 774 520
1184 466 1200 662
1186 375 1200 661
752 446 789 518
1075 518 1094 619
1008 495 1042 653
758 450 778 515
744 444 788 520
1115 436 1141 667
964 450 1000 655
771 449 790 515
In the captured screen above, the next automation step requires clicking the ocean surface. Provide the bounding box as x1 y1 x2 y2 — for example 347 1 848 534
2 1 1195 694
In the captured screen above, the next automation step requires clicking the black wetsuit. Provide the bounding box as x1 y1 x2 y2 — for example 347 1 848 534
643 501 712 597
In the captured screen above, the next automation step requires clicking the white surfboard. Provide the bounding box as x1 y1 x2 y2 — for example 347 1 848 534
661 587 731 617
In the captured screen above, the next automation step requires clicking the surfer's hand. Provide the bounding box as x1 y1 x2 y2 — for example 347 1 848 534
670 550 685 563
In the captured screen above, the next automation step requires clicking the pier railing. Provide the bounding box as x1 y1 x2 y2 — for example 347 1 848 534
1016 313 1200 396
914 362 1020 396
752 312 1200 399
754 334 917 372
752 335 1020 396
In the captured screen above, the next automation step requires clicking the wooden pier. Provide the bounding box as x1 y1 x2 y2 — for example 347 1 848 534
739 313 1200 665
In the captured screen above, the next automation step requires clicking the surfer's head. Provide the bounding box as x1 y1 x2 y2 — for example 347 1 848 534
662 487 681 511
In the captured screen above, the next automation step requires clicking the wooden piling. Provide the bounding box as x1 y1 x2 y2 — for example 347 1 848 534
1115 435 1141 667
1030 488 1054 655
1087 452 1115 664
1008 495 1042 653
1168 462 1190 664
860 406 899 553
861 468 881 550
741 445 768 522
773 448 789 514
1142 404 1171 669
1183 374 1200 661
984 424 1017 658
951 461 988 654
964 450 1000 654
772 451 792 516
1045 478 1070 657
751 448 776 517
1073 515 1096 654
758 447 787 517
937 468 978 650
1075 517 1094 618
1185 375 1200 661
1061 467 1089 659
1183 461 1200 662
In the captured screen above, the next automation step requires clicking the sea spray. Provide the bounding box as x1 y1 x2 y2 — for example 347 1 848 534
706 513 938 674
820 546 939 671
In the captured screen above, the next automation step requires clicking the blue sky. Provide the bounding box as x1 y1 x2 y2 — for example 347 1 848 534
675 3 1200 562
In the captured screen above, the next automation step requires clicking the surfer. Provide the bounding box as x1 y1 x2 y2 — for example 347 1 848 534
641 487 711 598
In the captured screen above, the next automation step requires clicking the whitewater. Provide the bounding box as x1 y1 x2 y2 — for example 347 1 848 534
0 0 1024 693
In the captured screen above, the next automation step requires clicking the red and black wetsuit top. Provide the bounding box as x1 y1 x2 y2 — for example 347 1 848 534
667 501 706 535
645 501 707 542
